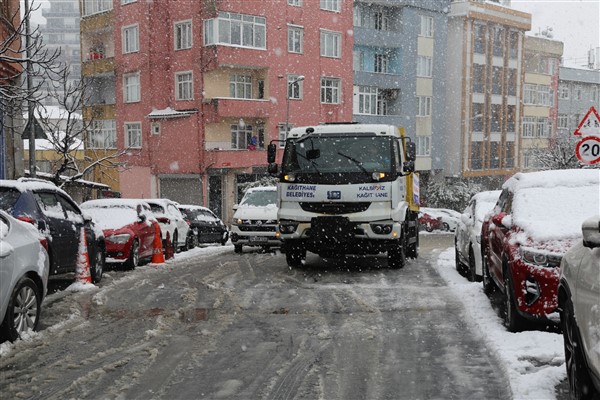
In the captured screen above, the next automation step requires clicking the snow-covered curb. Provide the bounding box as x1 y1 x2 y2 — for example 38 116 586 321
434 247 566 400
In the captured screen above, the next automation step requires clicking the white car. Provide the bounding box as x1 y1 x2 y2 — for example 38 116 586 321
0 210 50 342
144 199 190 252
230 186 279 253
421 207 461 232
558 215 600 399
454 190 501 281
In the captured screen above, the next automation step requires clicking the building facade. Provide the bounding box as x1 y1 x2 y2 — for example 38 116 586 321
352 0 451 179
520 36 563 170
80 0 353 221
444 0 531 185
557 66 600 138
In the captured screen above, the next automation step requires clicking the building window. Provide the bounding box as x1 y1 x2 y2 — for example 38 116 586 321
416 136 431 156
231 124 253 149
491 104 502 132
491 66 503 95
557 114 568 129
288 25 304 54
574 86 583 101
203 12 266 49
537 118 552 138
472 103 484 132
474 24 486 54
522 151 535 169
417 56 432 77
417 96 432 117
470 141 483 170
509 31 518 59
374 53 389 73
122 25 139 54
522 117 536 138
492 26 504 57
356 86 378 115
506 105 516 132
320 0 341 12
82 0 112 16
176 72 193 100
123 73 140 103
88 120 116 149
373 11 389 31
353 50 364 71
524 84 553 106
420 15 433 37
124 122 142 148
558 84 569 99
472 64 485 93
230 74 252 99
288 75 303 99
288 0 302 5
320 30 341 58
321 77 340 104
507 69 517 96
174 21 192 50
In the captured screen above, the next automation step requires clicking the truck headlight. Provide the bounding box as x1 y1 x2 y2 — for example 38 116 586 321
371 224 393 234
279 223 298 234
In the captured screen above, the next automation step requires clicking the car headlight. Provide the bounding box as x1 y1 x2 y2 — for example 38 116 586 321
520 248 561 268
106 233 131 244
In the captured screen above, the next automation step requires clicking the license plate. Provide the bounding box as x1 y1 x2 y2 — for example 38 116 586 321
249 236 268 242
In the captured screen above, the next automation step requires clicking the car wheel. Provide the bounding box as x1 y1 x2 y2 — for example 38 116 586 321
561 296 598 400
221 232 228 246
285 243 306 267
503 268 526 332
0 277 41 342
91 244 105 283
482 249 496 295
388 238 406 269
442 222 450 231
234 244 243 253
425 223 433 233
455 241 467 276
468 246 478 282
173 231 179 253
126 239 139 270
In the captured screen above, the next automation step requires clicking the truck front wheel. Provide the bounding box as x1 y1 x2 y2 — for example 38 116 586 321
388 239 406 269
285 242 306 267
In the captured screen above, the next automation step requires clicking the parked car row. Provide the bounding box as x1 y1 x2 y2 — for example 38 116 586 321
418 207 461 232
0 178 230 341
454 169 600 399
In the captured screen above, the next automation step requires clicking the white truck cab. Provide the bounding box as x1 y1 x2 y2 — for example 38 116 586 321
267 123 420 268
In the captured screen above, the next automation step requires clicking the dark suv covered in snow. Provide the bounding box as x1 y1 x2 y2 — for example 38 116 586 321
0 178 105 283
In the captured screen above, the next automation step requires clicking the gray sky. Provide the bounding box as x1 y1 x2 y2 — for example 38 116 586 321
511 0 600 67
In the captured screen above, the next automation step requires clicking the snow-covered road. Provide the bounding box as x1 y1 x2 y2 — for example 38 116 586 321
0 234 567 399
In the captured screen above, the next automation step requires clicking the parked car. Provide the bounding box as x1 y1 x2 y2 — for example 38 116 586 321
0 178 105 283
418 211 443 232
455 190 501 281
481 169 600 332
230 186 279 253
81 199 159 269
558 215 600 400
0 210 50 342
144 199 190 253
178 204 229 246
421 207 461 232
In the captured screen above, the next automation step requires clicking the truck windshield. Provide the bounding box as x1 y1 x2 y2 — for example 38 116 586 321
281 135 395 184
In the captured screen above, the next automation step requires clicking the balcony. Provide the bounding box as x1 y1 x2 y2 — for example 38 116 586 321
204 148 267 170
202 98 272 123
82 56 114 76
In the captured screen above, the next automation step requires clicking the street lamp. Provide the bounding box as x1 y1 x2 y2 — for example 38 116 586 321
285 75 305 137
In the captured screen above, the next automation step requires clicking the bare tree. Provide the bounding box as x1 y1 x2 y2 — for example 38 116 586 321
0 0 63 109
529 135 597 170
36 67 130 187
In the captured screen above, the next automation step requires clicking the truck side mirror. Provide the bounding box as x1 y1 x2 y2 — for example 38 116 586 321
268 163 278 175
267 143 277 163
405 142 416 162
403 160 415 173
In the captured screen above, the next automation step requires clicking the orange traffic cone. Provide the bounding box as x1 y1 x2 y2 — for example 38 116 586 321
151 222 165 264
165 231 174 260
76 227 92 284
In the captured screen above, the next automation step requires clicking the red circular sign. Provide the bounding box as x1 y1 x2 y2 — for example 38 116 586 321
576 136 600 164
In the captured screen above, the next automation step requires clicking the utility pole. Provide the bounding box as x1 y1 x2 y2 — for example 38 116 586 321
25 0 36 177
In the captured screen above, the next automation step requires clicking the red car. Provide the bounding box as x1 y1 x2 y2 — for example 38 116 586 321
481 169 600 332
81 199 159 269
418 212 443 232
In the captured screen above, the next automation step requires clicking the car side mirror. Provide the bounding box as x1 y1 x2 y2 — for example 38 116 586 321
138 213 147 223
582 215 600 249
491 213 511 229
83 213 93 223
233 204 239 211
405 141 416 162
461 214 472 224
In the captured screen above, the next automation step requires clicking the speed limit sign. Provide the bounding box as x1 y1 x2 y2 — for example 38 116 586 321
576 136 600 164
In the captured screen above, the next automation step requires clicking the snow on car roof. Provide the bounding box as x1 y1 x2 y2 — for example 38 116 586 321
177 204 212 211
0 178 72 198
80 198 150 209
506 170 600 242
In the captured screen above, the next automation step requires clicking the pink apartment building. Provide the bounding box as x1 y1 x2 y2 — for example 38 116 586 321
110 0 353 220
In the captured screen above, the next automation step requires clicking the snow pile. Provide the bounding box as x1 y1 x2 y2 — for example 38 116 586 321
435 247 566 400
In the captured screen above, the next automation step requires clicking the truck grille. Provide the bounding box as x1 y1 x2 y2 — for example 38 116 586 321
300 202 370 215
238 223 276 232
